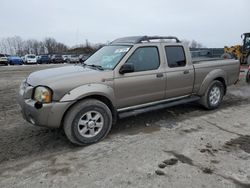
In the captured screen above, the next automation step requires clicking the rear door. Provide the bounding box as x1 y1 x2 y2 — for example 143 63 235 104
164 45 194 98
114 45 166 109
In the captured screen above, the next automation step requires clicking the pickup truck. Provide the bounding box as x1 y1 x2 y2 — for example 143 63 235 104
18 36 240 145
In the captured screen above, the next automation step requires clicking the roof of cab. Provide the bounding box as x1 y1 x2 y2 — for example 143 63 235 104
111 36 181 45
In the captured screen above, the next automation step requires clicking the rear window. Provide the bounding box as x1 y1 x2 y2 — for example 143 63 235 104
0 54 5 57
165 46 186 68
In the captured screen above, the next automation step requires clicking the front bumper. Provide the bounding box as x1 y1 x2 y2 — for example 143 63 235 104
26 61 37 64
18 83 72 128
10 60 23 65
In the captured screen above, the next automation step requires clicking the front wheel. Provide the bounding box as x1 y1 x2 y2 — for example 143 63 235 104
200 80 224 110
63 99 112 145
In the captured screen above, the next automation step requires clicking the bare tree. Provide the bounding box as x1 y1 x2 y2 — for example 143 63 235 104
182 39 191 48
190 40 198 48
0 38 9 54
43 38 57 54
38 41 47 54
181 39 204 48
55 42 68 53
0 36 23 55
0 36 69 55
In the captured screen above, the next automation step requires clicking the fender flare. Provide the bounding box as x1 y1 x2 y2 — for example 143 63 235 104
60 83 115 106
197 69 227 96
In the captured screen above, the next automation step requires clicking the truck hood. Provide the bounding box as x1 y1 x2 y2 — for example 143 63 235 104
27 65 113 100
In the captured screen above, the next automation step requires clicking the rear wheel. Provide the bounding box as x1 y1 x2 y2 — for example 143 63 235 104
246 70 250 84
247 55 250 65
200 80 224 110
63 99 112 145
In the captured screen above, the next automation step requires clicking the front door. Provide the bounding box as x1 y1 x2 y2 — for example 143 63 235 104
114 46 166 109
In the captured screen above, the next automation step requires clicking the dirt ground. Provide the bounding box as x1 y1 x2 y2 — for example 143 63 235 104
0 64 250 188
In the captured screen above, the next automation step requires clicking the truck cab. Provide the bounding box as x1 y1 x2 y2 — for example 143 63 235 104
242 33 250 64
111 37 194 108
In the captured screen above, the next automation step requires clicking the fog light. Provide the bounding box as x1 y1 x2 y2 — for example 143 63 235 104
34 101 43 109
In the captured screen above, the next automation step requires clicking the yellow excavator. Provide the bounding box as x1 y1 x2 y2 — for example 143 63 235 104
222 33 250 65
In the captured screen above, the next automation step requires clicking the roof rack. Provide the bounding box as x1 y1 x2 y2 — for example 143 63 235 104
111 36 181 44
138 36 181 43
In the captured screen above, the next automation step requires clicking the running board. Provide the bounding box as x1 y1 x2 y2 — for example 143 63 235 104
118 96 200 119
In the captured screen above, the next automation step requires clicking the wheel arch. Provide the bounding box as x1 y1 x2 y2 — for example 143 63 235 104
197 69 227 96
60 94 117 128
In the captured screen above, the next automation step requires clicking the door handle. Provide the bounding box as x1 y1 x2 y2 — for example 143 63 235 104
183 70 190 74
156 73 164 78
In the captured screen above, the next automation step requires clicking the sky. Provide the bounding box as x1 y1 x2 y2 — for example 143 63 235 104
1 0 249 47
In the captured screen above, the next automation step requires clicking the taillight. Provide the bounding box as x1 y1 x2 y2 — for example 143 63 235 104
235 63 241 84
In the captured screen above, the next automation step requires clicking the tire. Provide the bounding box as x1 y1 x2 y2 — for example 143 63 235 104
200 80 225 110
247 55 250 65
63 99 112 145
246 70 250 84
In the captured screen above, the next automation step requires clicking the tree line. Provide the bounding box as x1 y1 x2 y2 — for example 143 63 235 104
0 36 70 56
0 36 203 56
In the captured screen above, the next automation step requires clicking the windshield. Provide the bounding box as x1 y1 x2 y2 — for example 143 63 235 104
244 35 250 49
84 45 131 70
27 55 36 58
10 56 19 59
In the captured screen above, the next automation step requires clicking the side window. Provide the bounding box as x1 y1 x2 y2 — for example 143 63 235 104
125 47 160 72
165 46 186 68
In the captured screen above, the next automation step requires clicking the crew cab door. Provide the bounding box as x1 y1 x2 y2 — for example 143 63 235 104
114 45 166 109
163 45 194 98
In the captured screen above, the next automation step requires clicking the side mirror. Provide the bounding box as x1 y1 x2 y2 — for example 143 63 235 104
119 64 134 74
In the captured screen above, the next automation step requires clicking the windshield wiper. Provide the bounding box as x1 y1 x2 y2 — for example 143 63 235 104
80 62 87 66
86 64 104 70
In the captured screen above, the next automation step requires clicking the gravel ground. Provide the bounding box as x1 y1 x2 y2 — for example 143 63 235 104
0 64 250 188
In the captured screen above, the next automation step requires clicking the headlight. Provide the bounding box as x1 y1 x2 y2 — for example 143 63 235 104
33 86 52 103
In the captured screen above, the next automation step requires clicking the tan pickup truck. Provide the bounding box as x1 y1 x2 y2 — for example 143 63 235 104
18 36 240 145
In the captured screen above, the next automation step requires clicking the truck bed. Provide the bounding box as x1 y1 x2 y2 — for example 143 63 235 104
192 58 240 94
192 57 225 64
